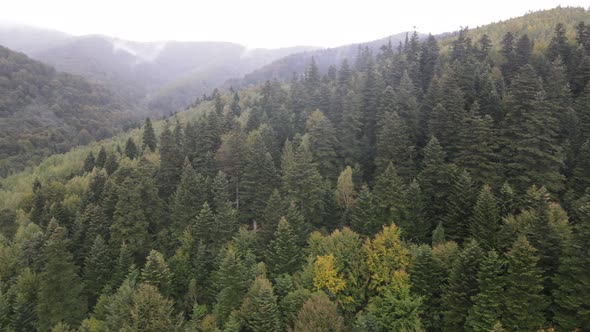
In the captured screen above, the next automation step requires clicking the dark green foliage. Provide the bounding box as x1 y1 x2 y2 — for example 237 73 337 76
465 250 504 332
267 218 303 277
142 118 157 152
442 240 484 331
443 170 476 243
84 235 112 305
157 123 184 198
83 152 95 173
410 245 444 331
170 160 208 239
124 137 138 160
500 65 564 192
470 185 501 250
36 222 87 331
240 276 281 332
503 236 548 331
375 111 415 179
553 201 590 331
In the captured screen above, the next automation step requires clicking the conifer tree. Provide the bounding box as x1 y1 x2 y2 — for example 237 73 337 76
443 170 476 243
124 137 138 160
442 239 484 331
339 89 362 166
267 218 303 277
84 235 112 305
466 250 504 332
11 269 39 332
141 250 172 297
306 110 340 179
503 236 548 331
410 245 444 331
375 111 415 179
157 123 184 198
110 242 134 290
405 180 429 243
37 223 87 331
126 283 176 331
240 276 281 332
170 160 208 238
83 152 95 173
350 185 380 236
500 65 564 192
553 201 590 331
373 163 408 228
142 117 157 152
259 190 286 247
368 279 423 332
214 244 252 325
95 146 107 169
470 185 501 250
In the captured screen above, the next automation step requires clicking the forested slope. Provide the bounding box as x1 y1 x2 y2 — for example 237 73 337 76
1 6 590 332
0 45 134 177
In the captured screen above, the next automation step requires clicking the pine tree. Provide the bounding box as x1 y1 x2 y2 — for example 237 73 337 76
470 185 501 250
553 201 590 331
84 235 112 305
466 250 504 332
281 138 324 220
240 276 281 332
36 223 87 331
375 111 415 179
141 250 172 297
83 152 95 172
124 137 138 160
373 163 408 228
142 117 157 152
241 130 279 222
157 123 184 199
306 111 340 179
443 170 476 243
442 239 484 331
350 185 380 236
503 236 548 331
170 160 208 238
418 137 455 229
500 64 564 192
267 218 303 277
410 245 444 331
95 146 107 169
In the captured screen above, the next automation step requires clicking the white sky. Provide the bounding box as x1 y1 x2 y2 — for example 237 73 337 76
0 0 588 48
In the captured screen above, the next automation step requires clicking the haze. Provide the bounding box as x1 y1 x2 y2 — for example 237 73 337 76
1 0 588 48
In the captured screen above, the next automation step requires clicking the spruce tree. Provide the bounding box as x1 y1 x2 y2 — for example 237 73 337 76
553 201 590 330
350 185 380 236
443 170 476 243
405 180 429 243
214 244 251 325
83 152 95 173
124 137 138 160
142 117 157 152
126 283 176 331
339 89 362 166
83 235 112 305
36 223 87 331
141 250 172 296
95 146 107 169
442 239 484 331
170 160 208 238
375 111 415 179
306 111 340 179
500 64 564 193
157 123 184 199
465 250 504 332
240 276 281 332
503 236 548 331
373 163 408 228
267 218 303 277
470 185 501 250
410 245 444 331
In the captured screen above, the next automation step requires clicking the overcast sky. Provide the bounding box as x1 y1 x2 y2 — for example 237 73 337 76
0 0 588 48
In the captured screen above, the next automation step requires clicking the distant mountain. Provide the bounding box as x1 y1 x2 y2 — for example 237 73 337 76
0 24 70 54
0 25 318 115
0 45 134 176
227 32 418 89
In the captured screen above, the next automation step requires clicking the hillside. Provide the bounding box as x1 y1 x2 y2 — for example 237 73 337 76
0 27 318 114
0 45 135 176
229 32 415 88
1 6 590 331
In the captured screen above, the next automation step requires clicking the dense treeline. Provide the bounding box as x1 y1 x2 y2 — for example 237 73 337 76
2 17 590 332
0 45 138 177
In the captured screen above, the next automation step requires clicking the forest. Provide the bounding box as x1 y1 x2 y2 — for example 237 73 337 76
1 6 590 332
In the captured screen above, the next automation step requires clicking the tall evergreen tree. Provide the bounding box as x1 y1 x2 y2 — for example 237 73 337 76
375 111 415 179
443 170 476 243
141 250 172 296
142 117 157 152
470 185 501 250
500 65 564 192
36 222 87 331
84 235 112 306
170 160 208 238
503 236 548 331
124 137 138 160
267 218 303 277
240 276 281 332
442 239 484 331
465 250 504 332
